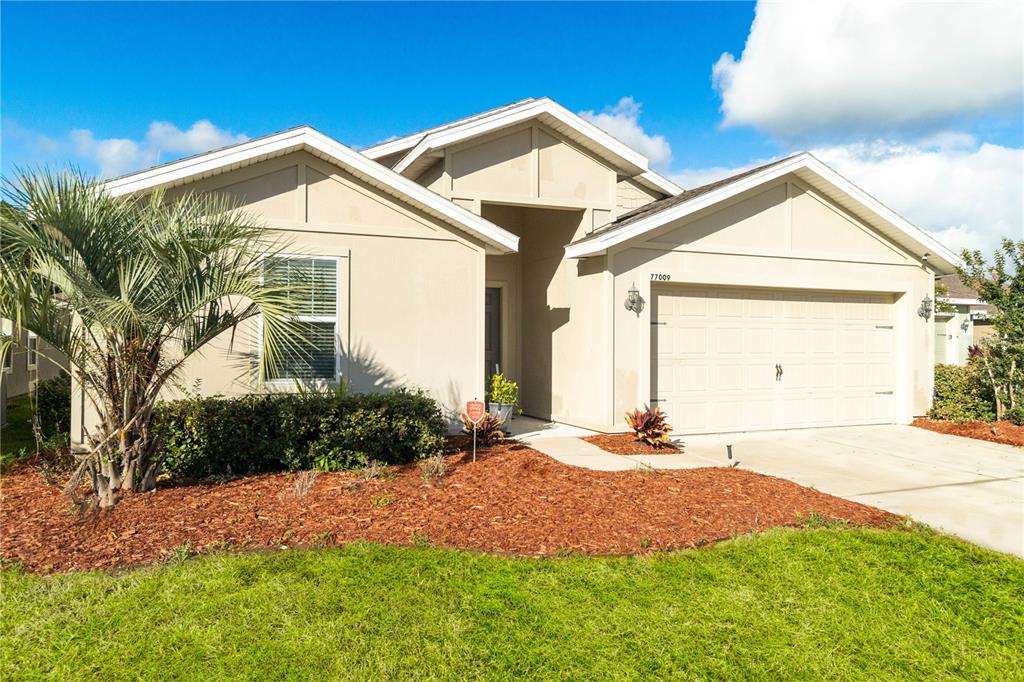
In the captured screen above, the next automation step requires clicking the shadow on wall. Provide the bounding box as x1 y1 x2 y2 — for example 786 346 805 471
341 339 402 394
226 336 403 395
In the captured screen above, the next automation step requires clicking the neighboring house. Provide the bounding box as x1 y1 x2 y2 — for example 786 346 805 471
934 274 995 365
1 318 68 427
70 97 959 444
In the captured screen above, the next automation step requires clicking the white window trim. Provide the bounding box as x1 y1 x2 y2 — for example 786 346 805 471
259 253 342 386
26 331 38 371
1 320 12 373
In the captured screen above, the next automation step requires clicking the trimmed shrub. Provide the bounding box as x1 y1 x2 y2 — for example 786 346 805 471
929 363 994 422
153 389 446 480
1006 404 1024 427
34 373 71 437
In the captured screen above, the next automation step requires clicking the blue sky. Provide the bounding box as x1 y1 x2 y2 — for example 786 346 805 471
2 1 1021 253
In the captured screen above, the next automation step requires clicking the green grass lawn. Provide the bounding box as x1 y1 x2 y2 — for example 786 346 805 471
3 528 1022 680
1 394 35 462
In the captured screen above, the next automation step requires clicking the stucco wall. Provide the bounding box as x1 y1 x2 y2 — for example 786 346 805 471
608 177 935 431
72 151 485 445
418 123 652 429
481 203 612 429
1 324 67 398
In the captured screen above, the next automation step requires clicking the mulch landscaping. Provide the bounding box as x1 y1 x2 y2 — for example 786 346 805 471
584 433 681 455
912 418 1024 448
1 439 897 573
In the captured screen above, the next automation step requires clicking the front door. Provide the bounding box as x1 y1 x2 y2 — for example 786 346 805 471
485 287 502 381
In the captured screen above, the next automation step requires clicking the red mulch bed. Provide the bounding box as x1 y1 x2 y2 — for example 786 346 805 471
913 418 1024 448
584 433 681 455
0 440 897 573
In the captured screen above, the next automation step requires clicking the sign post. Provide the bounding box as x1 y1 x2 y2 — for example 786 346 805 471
465 400 485 462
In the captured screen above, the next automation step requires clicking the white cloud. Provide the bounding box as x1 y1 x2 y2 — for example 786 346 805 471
580 97 673 169
671 137 1024 256
6 120 248 178
145 120 247 158
68 129 145 178
714 1 1023 137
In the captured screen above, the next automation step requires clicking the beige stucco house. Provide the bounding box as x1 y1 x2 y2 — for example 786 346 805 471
70 97 960 444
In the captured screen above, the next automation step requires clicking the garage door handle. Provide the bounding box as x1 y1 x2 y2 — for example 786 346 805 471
775 364 783 381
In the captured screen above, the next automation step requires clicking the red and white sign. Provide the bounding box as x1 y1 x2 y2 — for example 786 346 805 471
465 400 486 424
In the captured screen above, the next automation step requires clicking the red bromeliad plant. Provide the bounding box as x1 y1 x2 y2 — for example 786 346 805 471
625 404 673 448
461 411 506 445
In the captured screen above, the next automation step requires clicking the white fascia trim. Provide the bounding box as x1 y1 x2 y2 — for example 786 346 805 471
392 98 650 176
565 153 961 271
361 99 538 160
941 297 985 306
361 134 424 161
103 127 519 254
638 170 683 197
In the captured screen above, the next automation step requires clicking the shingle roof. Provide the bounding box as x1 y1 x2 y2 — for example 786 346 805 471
608 154 802 231
936 274 983 301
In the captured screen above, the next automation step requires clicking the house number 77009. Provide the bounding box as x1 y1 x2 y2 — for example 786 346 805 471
650 273 671 281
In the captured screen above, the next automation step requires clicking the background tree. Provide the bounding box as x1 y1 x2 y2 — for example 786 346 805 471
958 238 1023 420
0 169 299 507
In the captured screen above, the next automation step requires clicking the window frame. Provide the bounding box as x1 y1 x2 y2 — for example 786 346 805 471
259 253 342 386
2 320 15 374
26 331 38 371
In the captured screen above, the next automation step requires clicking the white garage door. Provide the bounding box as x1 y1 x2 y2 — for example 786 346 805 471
652 285 895 434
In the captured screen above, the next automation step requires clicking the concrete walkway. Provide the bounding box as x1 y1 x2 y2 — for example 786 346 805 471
520 422 1024 557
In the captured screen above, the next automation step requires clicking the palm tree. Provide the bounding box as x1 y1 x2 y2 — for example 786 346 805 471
1 169 299 507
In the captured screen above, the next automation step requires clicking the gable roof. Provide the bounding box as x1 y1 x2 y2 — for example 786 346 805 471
103 126 519 254
565 152 962 274
361 97 683 197
936 274 987 306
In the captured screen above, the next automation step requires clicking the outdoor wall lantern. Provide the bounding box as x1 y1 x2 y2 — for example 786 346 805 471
960 317 971 332
918 295 933 320
624 282 645 317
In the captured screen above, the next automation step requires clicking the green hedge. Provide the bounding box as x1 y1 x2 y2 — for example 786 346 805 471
1007 404 1024 427
929 363 994 422
153 389 446 480
35 373 71 438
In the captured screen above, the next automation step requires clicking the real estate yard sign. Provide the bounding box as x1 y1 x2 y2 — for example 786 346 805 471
466 400 485 462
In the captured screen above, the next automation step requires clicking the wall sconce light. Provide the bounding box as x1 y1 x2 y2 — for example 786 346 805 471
918 295 933 320
624 282 645 317
960 317 970 332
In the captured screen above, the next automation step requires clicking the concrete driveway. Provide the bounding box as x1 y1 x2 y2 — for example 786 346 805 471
522 422 1023 557
674 425 1023 557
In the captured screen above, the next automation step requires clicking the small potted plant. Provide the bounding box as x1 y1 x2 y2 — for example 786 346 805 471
487 372 518 425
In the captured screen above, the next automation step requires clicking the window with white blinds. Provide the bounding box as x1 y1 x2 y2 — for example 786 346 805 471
263 256 339 381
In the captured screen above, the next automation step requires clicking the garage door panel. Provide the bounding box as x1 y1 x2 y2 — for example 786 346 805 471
653 285 895 434
714 327 744 354
869 328 893 353
744 327 773 354
710 399 747 429
678 363 709 392
668 400 708 432
742 400 775 428
807 328 836 354
777 327 806 353
677 328 708 354
747 364 776 390
713 363 745 391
